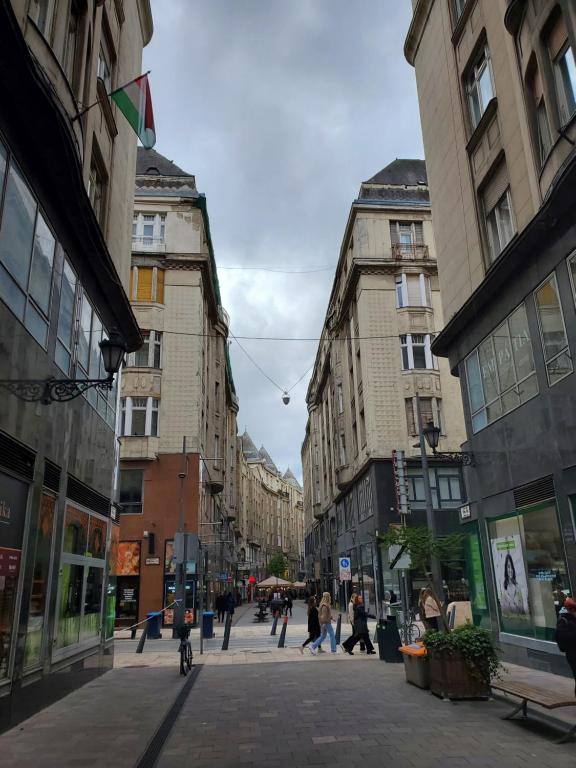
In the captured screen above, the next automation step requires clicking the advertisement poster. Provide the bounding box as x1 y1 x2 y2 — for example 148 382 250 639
165 540 176 574
117 541 141 576
491 535 529 617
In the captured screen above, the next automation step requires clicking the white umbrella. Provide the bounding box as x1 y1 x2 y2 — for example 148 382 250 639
258 576 292 587
291 581 307 588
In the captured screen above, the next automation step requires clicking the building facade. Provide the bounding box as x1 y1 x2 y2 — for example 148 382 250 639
0 0 151 731
406 0 576 671
117 149 239 626
301 160 467 615
236 432 304 585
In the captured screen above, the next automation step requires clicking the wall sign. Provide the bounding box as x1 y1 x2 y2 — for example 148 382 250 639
145 557 160 565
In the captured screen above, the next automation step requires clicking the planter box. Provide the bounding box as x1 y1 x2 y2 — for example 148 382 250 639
402 653 430 689
428 649 490 700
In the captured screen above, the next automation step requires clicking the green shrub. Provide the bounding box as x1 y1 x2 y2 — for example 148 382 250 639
423 624 501 684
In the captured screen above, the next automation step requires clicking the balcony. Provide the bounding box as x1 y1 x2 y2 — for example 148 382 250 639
335 464 353 491
391 243 430 260
131 236 166 253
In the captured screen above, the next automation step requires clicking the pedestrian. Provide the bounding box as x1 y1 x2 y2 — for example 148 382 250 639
342 596 376 655
309 592 337 654
286 593 293 617
347 594 365 652
225 591 235 618
215 594 225 623
420 587 442 631
556 597 576 694
300 596 321 652
389 589 398 605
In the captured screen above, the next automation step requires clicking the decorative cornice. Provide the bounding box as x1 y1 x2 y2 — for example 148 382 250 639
404 0 435 66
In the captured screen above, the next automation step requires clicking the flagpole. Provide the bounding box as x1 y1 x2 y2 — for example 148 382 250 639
71 71 151 123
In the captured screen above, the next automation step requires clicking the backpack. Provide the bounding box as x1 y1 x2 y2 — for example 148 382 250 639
556 615 569 653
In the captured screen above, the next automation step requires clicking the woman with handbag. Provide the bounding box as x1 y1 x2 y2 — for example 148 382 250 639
309 592 337 654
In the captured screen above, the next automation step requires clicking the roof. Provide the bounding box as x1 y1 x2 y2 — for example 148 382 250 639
136 148 191 178
241 431 260 461
283 468 301 488
259 446 279 474
357 185 429 205
364 159 427 187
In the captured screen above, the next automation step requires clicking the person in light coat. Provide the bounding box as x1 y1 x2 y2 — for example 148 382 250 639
309 592 337 654
420 587 441 631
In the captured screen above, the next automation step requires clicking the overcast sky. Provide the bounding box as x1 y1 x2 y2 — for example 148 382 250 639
145 1 424 482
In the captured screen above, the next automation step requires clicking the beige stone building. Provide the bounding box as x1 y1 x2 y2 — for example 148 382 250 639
118 148 239 624
301 160 467 611
405 0 576 670
236 432 304 583
0 0 151 729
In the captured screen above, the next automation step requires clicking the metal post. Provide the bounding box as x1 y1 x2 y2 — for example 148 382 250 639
415 394 443 599
136 620 148 654
270 613 279 636
400 569 411 645
173 437 187 635
335 613 342 644
277 615 288 648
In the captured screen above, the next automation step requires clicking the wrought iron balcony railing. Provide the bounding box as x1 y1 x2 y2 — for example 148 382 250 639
391 243 430 260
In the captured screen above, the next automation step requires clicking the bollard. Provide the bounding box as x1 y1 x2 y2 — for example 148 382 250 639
270 612 279 636
136 620 148 654
130 626 137 640
277 615 288 648
335 613 342 645
221 614 232 651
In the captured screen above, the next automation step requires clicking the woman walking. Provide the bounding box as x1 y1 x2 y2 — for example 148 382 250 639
300 597 321 652
342 596 376 655
309 592 337 654
420 587 442 631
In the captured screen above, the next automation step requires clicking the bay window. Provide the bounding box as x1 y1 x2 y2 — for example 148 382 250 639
127 330 162 368
534 274 572 385
131 266 165 303
395 273 431 308
465 303 538 432
400 334 436 370
120 396 160 437
548 14 576 125
132 213 166 250
405 396 443 436
466 45 495 129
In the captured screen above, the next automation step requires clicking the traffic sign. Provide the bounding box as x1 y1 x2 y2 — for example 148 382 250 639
339 556 351 581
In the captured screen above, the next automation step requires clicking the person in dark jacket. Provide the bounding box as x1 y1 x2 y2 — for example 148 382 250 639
556 597 576 694
225 591 235 617
341 596 376 655
300 597 321 652
215 594 226 623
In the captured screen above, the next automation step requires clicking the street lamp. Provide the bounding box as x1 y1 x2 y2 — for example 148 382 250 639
422 420 473 465
0 331 127 405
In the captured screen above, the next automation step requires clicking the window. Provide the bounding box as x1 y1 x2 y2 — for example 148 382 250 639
131 266 165 303
404 397 442 436
120 397 160 437
127 330 162 368
400 334 436 370
214 434 220 460
88 155 106 225
482 164 515 262
466 45 495 129
536 98 553 162
339 433 347 467
569 252 576 305
119 470 144 514
548 14 576 125
63 3 80 86
0 151 55 347
465 303 538 432
534 274 573 385
29 0 54 37
55 258 77 374
132 213 166 249
97 32 113 94
453 0 467 21
337 383 344 414
395 273 431 308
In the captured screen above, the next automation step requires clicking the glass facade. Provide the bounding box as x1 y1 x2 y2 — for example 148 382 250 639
488 502 570 641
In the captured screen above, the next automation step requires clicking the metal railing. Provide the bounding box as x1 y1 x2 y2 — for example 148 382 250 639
391 243 430 260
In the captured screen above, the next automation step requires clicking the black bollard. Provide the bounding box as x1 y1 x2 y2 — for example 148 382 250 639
335 613 342 645
136 620 148 654
131 626 137 640
270 612 279 636
278 615 288 648
221 614 232 650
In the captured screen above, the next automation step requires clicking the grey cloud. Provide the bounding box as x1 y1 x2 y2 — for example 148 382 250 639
145 0 423 480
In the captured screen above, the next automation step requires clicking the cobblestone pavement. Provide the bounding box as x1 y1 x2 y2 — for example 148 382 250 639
156 660 576 768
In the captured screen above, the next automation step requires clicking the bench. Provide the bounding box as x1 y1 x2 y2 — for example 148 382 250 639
492 679 576 743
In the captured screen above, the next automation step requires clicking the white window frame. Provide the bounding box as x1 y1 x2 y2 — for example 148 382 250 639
400 333 436 370
132 213 167 249
466 45 495 129
396 273 430 308
126 330 162 369
533 272 573 386
120 396 160 437
486 188 515 262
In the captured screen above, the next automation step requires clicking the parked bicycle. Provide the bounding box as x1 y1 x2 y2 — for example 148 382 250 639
394 607 422 644
177 624 193 675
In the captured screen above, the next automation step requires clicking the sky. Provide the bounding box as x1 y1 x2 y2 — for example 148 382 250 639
144 0 424 482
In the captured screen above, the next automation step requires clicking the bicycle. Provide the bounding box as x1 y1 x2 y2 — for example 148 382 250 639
177 624 193 675
394 607 422 644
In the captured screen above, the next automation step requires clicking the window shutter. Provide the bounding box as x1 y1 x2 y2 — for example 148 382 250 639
136 267 153 301
156 269 165 303
419 398 433 428
547 14 568 59
389 221 399 245
407 275 421 305
413 222 424 244
482 162 509 213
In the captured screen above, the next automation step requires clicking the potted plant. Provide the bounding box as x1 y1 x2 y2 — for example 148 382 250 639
378 525 501 698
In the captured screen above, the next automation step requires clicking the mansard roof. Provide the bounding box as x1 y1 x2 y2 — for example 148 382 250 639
283 468 301 488
259 445 279 474
364 158 427 187
241 431 260 461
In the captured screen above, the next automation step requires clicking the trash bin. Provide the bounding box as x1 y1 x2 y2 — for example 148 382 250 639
202 610 215 639
146 611 163 639
399 644 429 689
377 616 403 663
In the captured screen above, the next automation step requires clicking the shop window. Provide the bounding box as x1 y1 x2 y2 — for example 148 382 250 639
465 302 538 432
119 469 144 514
0 156 55 347
120 396 159 437
55 258 78 374
24 493 56 669
534 273 573 385
488 502 569 641
56 563 83 649
466 45 495 130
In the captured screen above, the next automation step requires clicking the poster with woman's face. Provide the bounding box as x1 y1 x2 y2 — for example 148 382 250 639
117 541 141 576
491 535 529 618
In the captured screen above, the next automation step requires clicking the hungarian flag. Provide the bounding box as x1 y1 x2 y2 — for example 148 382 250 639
111 73 156 149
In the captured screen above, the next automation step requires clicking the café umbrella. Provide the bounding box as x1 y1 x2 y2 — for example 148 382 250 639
258 576 292 588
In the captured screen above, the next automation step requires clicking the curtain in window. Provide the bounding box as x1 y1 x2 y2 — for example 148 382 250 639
136 267 153 301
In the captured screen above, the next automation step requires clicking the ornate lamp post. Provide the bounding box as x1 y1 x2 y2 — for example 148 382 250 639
0 331 127 405
422 421 474 465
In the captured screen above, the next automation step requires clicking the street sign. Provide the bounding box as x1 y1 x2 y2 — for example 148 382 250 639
389 544 411 570
339 556 351 581
460 504 471 520
392 449 411 516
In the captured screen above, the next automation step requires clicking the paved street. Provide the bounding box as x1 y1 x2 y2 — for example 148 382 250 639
2 654 576 768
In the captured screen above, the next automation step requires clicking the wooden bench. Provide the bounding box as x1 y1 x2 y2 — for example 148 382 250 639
492 679 576 743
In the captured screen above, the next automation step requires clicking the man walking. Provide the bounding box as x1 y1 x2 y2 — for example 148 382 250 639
556 597 576 694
